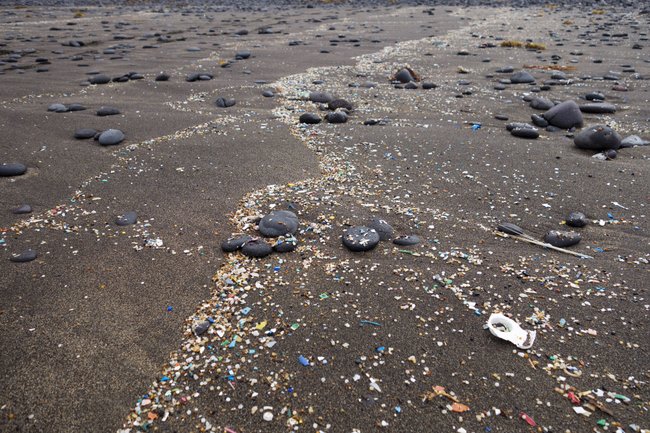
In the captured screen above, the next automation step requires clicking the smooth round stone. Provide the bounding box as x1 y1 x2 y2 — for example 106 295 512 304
422 82 438 90
530 97 554 110
328 99 353 110
97 106 120 116
115 211 137 226
394 68 415 83
10 249 37 263
342 226 380 252
574 125 622 151
531 114 549 127
0 163 27 177
262 90 275 97
605 149 617 159
89 74 111 85
273 236 298 253
194 320 211 336
74 128 97 139
326 112 347 124
494 114 509 121
404 82 419 89
496 66 514 73
393 235 421 246
235 50 251 59
241 239 273 258
259 210 298 237
98 129 125 146
67 103 86 112
368 218 394 241
12 204 32 214
510 71 535 84
309 91 334 103
215 97 236 108
544 230 581 248
543 100 583 129
566 212 588 228
620 135 649 148
511 127 539 139
579 103 617 114
155 72 170 81
221 235 253 252
47 103 67 112
299 113 321 124
585 92 605 101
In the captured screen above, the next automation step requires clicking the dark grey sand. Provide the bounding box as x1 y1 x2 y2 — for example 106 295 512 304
1 2 649 433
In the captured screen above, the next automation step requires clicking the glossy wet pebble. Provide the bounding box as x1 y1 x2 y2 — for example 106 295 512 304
115 211 137 226
74 128 98 139
0 163 27 177
299 113 321 124
241 239 273 258
574 125 621 151
511 127 539 139
368 218 394 241
342 226 380 252
12 204 32 214
98 129 125 146
393 235 421 246
543 100 583 129
566 212 588 228
10 249 37 263
221 235 253 252
259 210 299 237
544 230 581 247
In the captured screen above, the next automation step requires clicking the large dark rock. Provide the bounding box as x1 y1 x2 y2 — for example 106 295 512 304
342 226 380 252
543 100 583 129
258 210 299 237
544 230 581 248
574 125 622 151
0 163 27 177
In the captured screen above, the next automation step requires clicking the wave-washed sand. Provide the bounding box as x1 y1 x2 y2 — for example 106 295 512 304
1 2 648 432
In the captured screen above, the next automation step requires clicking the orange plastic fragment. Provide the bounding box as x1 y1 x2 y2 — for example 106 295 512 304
451 403 470 413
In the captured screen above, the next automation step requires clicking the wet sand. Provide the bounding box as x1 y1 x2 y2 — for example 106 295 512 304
1 2 648 433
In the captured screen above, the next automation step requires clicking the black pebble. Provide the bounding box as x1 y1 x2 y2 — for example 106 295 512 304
326 112 348 124
10 249 37 263
259 210 299 237
215 97 236 108
0 163 27 177
74 128 98 139
393 235 421 246
544 230 581 247
115 211 137 226
368 218 394 241
299 113 322 124
241 239 273 258
221 235 253 252
97 106 120 116
566 212 588 227
12 204 32 214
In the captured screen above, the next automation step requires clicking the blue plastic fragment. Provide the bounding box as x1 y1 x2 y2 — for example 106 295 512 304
207 317 215 323
395 406 402 413
607 212 615 219
594 247 605 253
228 339 237 348
375 346 385 353
161 376 170 382
471 123 481 131
298 355 310 366
273 266 281 272
166 306 173 312
241 307 251 315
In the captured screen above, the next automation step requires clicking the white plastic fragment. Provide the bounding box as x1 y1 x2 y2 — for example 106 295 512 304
486 313 536 349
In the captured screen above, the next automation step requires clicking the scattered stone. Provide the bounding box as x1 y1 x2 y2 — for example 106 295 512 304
510 71 535 84
215 97 236 108
258 210 299 237
241 239 273 258
393 235 421 246
544 230 581 248
531 114 549 127
579 103 617 114
566 212 588 228
273 236 298 253
97 106 121 116
574 125 622 151
530 97 554 110
326 112 348 124
115 211 137 226
543 100 583 129
262 90 275 97
221 235 253 253
47 103 67 112
12 204 32 214
511 127 539 139
74 128 98 139
328 99 353 111
9 249 37 263
98 129 125 146
0 163 27 177
299 113 321 124
309 91 334 103
155 72 170 81
393 67 418 83
89 74 111 85
235 50 251 60
194 320 211 336
620 135 649 148
422 82 438 89
342 226 380 252
367 218 394 241
585 92 605 101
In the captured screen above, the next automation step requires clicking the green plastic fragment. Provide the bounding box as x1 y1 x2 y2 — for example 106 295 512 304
596 419 607 427
291 323 300 330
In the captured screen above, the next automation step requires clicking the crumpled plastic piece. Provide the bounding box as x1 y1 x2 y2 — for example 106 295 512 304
487 313 536 349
